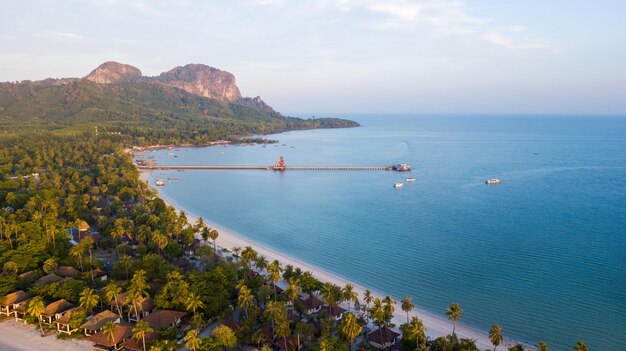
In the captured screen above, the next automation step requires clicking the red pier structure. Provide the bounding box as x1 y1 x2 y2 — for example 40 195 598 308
273 156 287 171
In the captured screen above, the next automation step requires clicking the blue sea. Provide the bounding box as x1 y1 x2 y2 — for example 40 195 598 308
142 115 626 350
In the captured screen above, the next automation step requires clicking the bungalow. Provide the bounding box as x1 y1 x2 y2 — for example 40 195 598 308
109 292 127 314
87 324 133 351
142 309 186 330
300 294 324 314
321 305 347 321
127 296 154 322
368 325 401 349
13 298 32 322
55 307 85 334
80 310 120 336
120 331 157 351
184 240 202 256
18 270 38 282
90 268 108 282
273 336 301 351
56 266 79 278
35 273 63 286
40 299 74 324
1 290 31 316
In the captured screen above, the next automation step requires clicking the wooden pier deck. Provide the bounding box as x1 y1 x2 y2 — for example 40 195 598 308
138 165 390 171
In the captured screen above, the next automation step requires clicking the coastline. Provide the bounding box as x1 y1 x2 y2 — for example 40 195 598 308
139 169 514 350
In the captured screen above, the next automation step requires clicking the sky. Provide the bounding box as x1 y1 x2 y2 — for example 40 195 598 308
1 0 625 115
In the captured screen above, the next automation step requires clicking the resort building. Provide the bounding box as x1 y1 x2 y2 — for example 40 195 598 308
368 325 401 349
12 298 32 322
142 309 186 330
55 307 84 334
40 299 74 324
127 296 155 322
35 273 63 286
301 294 324 314
321 305 347 321
0 290 31 316
87 324 133 351
55 265 79 278
80 310 120 336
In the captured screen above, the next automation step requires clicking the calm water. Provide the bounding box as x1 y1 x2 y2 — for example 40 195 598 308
143 115 626 350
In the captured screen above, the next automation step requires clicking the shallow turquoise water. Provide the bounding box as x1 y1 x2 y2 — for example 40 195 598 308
143 115 626 350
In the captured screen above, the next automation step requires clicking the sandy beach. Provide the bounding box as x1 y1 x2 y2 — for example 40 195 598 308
0 320 92 351
140 169 519 350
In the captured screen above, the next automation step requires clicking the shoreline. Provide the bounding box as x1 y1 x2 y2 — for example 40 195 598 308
139 169 516 350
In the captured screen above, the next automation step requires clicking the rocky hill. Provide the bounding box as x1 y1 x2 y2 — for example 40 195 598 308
0 61 358 145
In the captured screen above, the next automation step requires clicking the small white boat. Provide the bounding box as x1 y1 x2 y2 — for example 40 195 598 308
155 179 166 186
485 178 501 184
405 178 416 182
393 182 404 188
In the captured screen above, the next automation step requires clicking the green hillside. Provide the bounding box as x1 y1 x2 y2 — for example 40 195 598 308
0 80 358 145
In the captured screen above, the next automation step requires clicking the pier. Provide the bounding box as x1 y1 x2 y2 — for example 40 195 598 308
136 156 409 172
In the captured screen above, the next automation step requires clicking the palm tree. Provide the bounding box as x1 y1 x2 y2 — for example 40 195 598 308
69 244 84 271
275 314 291 351
185 292 204 316
383 295 395 323
574 341 588 351
264 300 283 337
445 303 463 336
342 284 358 312
340 312 362 351
118 255 132 280
537 341 549 351
79 288 100 316
321 283 342 308
184 329 202 351
127 270 150 321
237 284 255 317
105 282 123 319
401 296 414 324
267 262 282 301
370 298 385 347
26 296 46 336
403 316 426 350
152 231 168 256
256 255 269 272
241 246 258 268
102 321 117 347
489 324 504 351
208 229 219 260
459 338 479 351
285 277 301 305
132 320 154 351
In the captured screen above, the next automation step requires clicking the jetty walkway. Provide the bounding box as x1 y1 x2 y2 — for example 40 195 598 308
138 165 390 171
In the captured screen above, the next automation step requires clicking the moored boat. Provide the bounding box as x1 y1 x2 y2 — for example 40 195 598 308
393 182 404 188
392 163 411 172
155 179 166 186
405 178 416 182
485 178 501 184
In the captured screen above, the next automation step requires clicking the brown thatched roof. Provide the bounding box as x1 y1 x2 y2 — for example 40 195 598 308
78 220 90 231
142 309 186 329
55 307 84 325
368 325 400 344
43 299 74 317
87 324 133 348
56 266 79 278
1 290 31 306
36 273 63 286
120 331 157 351
301 294 324 310
80 310 119 331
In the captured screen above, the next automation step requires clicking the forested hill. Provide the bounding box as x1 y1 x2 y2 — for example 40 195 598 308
0 62 358 146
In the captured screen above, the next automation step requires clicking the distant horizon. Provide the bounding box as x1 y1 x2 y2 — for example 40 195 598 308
2 1 625 114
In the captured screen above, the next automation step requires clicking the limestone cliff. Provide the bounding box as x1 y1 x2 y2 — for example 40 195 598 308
84 61 143 84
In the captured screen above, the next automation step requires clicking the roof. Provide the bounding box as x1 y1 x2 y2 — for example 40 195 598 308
301 294 324 310
56 266 79 278
55 307 85 325
185 240 202 252
222 319 241 331
87 324 133 347
18 271 37 281
78 220 90 231
142 310 186 329
1 290 31 306
321 305 346 317
120 331 157 351
368 325 400 344
13 298 33 313
110 291 128 307
80 310 119 331
43 299 74 316
91 268 107 279
36 273 63 286
268 282 284 294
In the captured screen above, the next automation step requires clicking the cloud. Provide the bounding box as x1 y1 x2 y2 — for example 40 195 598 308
333 0 558 52
35 31 87 42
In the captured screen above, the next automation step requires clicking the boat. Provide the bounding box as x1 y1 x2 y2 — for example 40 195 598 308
485 178 501 184
405 178 416 182
155 179 166 186
167 177 179 180
392 163 411 172
393 182 404 188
